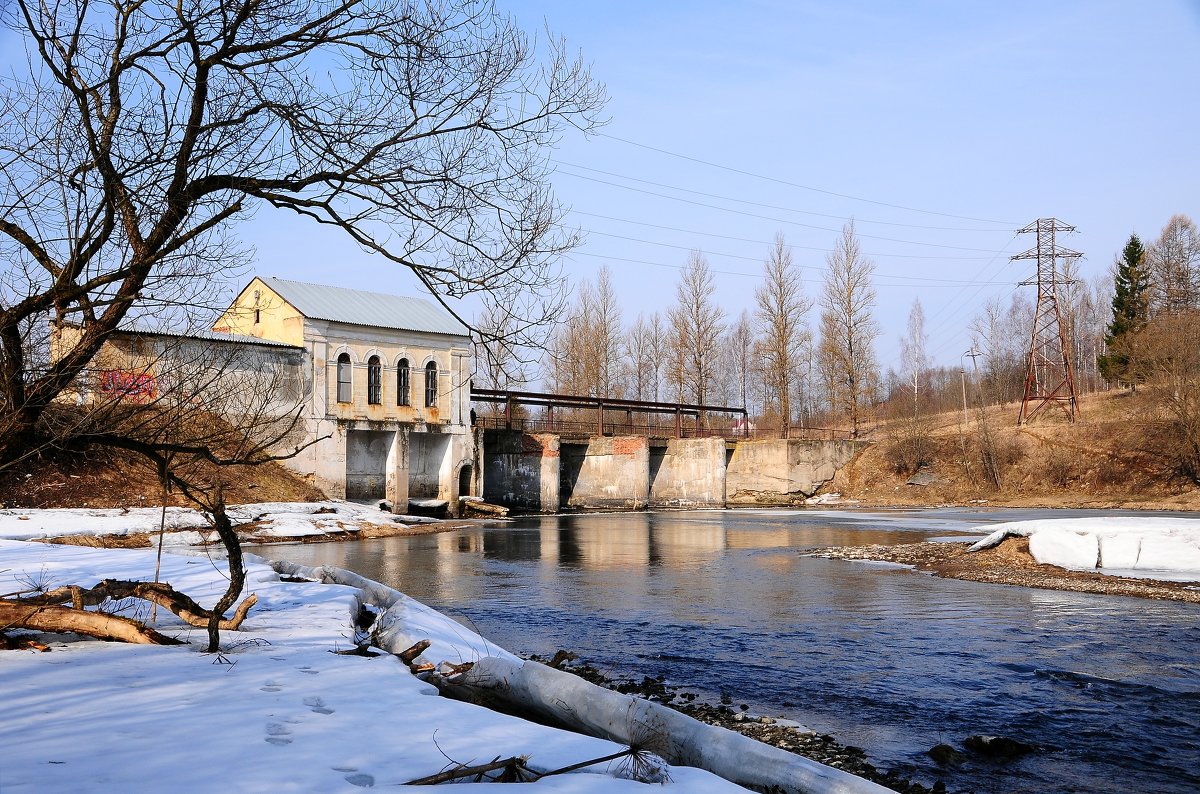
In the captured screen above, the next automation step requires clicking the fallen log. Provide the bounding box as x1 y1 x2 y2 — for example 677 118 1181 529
0 601 184 645
16 580 256 632
432 657 892 794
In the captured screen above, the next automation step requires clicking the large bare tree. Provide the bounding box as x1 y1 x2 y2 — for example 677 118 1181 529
0 0 605 469
1148 214 1200 315
668 252 725 412
754 233 810 437
817 222 879 437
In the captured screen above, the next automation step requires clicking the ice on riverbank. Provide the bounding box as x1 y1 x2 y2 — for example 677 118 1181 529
0 539 745 792
969 517 1200 581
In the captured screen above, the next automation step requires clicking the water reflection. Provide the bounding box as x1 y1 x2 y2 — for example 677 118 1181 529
262 508 1200 794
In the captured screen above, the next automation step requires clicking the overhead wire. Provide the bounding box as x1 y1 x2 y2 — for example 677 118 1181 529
555 160 1012 232
556 167 1013 253
596 131 1021 225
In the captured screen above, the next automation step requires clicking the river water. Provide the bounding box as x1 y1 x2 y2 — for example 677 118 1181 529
262 508 1200 793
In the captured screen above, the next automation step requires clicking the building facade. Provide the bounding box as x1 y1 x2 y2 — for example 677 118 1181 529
211 277 476 512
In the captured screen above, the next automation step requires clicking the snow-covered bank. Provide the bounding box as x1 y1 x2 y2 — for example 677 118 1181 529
0 539 755 792
970 517 1200 581
0 501 406 544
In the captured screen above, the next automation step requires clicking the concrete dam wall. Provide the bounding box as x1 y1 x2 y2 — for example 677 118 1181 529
481 430 861 512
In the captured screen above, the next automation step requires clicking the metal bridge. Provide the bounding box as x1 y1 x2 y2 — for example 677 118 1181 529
469 388 749 440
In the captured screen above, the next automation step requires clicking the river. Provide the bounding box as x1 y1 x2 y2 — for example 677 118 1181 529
260 507 1200 793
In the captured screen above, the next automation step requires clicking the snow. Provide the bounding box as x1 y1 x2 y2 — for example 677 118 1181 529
0 501 404 543
0 539 748 792
969 517 1200 580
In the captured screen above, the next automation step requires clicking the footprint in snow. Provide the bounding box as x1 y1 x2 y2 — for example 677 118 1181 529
297 666 319 675
265 723 293 745
303 695 334 715
260 680 283 692
344 773 375 787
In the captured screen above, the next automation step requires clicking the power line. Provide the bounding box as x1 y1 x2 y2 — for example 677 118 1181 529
567 250 1010 289
556 160 1010 232
556 168 1011 253
567 209 999 260
596 132 1020 226
575 227 1012 285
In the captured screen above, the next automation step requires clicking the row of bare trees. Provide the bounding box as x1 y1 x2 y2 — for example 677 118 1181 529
481 224 882 437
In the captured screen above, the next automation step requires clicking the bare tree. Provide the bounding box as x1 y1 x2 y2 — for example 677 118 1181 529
0 0 605 469
754 233 810 437
724 310 756 413
1148 214 1200 315
818 222 879 437
668 252 725 412
898 299 929 418
545 266 622 397
624 314 655 401
474 301 531 398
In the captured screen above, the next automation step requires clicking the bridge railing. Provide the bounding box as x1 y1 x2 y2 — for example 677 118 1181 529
474 414 859 442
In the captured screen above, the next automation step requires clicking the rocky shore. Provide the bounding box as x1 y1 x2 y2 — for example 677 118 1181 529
528 653 944 794
807 536 1200 602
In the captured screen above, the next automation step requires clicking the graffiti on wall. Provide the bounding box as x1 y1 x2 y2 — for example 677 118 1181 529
97 370 158 403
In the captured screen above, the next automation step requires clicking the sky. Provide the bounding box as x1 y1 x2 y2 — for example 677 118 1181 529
236 0 1199 371
5 1 1199 372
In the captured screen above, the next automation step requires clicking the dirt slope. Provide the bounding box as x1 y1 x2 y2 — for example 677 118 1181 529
833 389 1200 511
0 446 325 509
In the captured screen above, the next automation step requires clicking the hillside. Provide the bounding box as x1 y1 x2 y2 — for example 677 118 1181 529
834 389 1200 511
0 445 325 509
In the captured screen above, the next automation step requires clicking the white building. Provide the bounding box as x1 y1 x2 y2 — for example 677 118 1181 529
213 277 476 513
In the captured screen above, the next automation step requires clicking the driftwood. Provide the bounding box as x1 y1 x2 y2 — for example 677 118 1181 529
0 579 257 646
398 638 431 664
432 657 892 794
405 756 533 785
16 580 257 631
0 601 184 645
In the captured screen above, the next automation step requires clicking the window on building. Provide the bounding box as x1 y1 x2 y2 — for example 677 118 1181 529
424 361 438 408
367 356 381 404
336 353 352 403
397 358 410 406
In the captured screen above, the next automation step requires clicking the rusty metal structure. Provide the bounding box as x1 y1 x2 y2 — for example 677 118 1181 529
470 388 748 439
1013 218 1081 424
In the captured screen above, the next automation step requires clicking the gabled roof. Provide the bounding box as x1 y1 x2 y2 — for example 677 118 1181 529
261 277 471 338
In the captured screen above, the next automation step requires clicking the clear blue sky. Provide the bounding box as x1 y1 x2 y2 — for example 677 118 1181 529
6 2 1195 369
246 0 1199 369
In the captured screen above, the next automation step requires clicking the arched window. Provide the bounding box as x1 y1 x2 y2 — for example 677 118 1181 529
367 356 381 404
397 358 410 406
424 361 438 408
336 353 352 403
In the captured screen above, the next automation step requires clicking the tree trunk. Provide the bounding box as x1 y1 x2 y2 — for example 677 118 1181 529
0 601 184 645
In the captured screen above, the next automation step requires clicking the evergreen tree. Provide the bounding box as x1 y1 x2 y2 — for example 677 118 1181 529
1099 233 1150 386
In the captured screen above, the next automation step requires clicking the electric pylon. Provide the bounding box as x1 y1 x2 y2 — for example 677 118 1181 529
1013 218 1081 424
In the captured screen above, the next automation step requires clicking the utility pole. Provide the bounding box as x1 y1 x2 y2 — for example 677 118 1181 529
1013 218 1081 424
960 348 981 427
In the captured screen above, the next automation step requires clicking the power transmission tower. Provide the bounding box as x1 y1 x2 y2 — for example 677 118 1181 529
1013 218 1081 424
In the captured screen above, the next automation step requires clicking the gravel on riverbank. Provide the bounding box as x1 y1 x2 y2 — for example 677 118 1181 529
527 654 945 794
808 537 1200 602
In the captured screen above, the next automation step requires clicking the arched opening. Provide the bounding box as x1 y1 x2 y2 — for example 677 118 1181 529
367 355 382 404
424 361 438 408
458 464 472 497
397 358 410 406
336 353 352 403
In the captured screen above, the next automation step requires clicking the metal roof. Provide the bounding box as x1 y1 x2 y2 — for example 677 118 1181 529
262 277 471 338
120 325 303 349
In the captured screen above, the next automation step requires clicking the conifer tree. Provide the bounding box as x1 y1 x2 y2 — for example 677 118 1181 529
1099 233 1150 386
